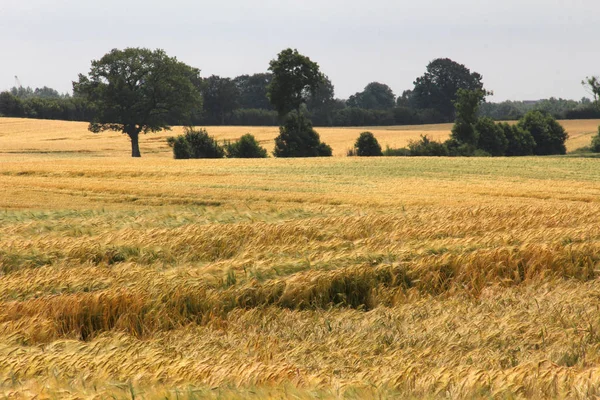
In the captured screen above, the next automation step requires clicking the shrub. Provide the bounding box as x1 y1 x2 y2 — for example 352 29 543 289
354 132 383 156
475 117 508 156
225 134 268 158
451 121 478 147
498 123 535 156
382 146 411 157
408 135 449 156
445 138 477 157
517 111 568 155
273 113 332 157
591 126 600 153
167 127 225 159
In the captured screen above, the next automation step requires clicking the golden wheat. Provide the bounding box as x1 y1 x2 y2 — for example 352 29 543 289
1 118 598 158
1 117 600 398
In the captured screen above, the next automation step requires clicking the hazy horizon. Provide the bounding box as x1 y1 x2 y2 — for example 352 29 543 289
2 0 599 102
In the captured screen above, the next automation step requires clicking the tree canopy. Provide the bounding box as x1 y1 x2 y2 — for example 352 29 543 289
201 75 239 124
450 88 488 146
347 82 396 110
233 73 273 110
267 48 324 117
73 47 202 157
412 58 485 120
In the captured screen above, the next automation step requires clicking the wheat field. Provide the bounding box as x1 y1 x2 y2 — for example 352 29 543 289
1 118 597 158
1 118 600 399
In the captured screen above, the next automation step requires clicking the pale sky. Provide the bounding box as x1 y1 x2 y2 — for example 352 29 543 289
1 0 598 102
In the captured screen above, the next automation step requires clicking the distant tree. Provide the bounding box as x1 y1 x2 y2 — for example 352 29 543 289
33 86 63 99
10 86 35 99
583 76 600 105
450 88 488 146
475 117 508 156
233 73 273 110
0 92 23 116
306 75 338 125
517 111 568 155
354 132 383 156
267 48 324 117
202 75 239 124
225 134 268 158
73 48 202 157
396 90 415 108
273 113 332 157
412 58 485 120
498 123 535 156
479 101 524 121
583 76 600 151
166 127 225 159
347 82 396 110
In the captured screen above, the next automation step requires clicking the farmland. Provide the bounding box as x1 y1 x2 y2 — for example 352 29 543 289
1 118 600 398
1 118 598 157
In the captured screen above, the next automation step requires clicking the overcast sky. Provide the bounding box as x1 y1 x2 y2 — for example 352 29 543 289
1 0 598 102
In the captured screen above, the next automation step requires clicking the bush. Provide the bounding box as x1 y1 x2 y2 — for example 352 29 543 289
354 132 383 156
498 123 535 156
382 146 411 157
167 127 225 159
408 135 449 156
475 117 508 156
591 126 600 153
273 113 332 157
517 111 568 155
445 138 477 157
225 134 268 158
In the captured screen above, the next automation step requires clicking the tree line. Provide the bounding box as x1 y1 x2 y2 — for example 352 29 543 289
2 55 600 127
1 46 598 157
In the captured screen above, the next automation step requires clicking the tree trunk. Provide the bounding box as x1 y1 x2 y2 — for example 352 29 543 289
129 132 141 158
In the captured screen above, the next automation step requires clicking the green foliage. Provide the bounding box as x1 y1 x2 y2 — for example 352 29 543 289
74 47 202 157
517 111 568 155
167 127 225 159
408 135 449 156
0 92 23 117
480 98 589 120
228 109 279 126
382 146 411 157
590 127 600 153
354 132 383 156
498 123 535 156
273 113 332 157
412 58 485 120
233 73 273 110
347 82 396 110
306 75 338 125
475 117 508 156
201 75 239 124
583 76 600 105
267 49 325 117
450 89 488 146
225 134 268 158
445 138 477 157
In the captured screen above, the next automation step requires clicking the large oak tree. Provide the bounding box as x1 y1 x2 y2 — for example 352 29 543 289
73 48 202 157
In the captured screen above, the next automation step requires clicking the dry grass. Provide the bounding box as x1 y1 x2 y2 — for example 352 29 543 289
2 117 600 398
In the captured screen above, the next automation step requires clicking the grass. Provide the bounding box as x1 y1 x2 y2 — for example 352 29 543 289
1 118 600 398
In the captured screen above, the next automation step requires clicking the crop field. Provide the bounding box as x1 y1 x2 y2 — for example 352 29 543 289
1 118 600 398
1 118 598 158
